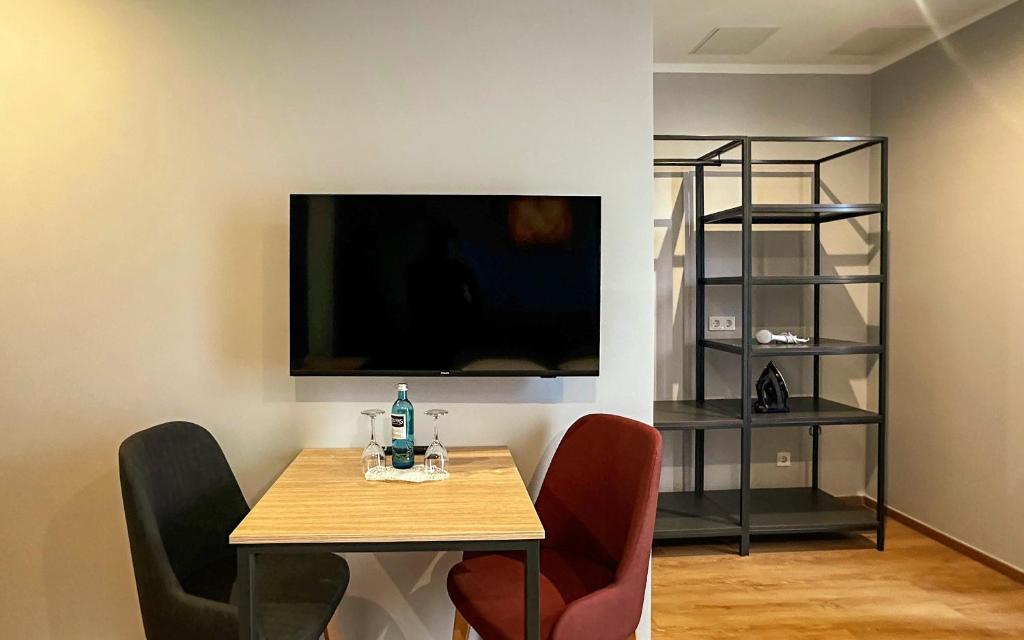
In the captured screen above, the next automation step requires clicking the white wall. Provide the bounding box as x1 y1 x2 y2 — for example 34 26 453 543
872 0 1024 570
0 2 654 638
653 73 877 497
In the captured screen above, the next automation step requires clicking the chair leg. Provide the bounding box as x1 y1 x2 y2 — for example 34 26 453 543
452 609 470 640
324 605 343 640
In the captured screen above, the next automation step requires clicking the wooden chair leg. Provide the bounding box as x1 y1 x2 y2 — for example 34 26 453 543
324 605 342 640
452 608 470 640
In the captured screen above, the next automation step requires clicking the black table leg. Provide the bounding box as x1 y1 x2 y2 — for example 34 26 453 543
238 547 256 640
525 540 539 640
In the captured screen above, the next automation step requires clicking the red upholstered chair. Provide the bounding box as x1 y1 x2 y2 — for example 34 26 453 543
447 413 663 640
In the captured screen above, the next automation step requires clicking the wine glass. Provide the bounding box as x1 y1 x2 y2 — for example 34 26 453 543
361 409 386 475
424 409 449 475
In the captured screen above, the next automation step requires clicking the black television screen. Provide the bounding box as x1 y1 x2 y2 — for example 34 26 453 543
290 194 600 377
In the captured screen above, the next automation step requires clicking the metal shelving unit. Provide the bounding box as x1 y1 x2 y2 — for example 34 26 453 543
652 135 888 556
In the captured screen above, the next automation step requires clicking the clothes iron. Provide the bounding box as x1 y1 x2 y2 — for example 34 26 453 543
754 360 790 413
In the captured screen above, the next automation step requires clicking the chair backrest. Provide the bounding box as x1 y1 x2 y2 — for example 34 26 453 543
119 422 249 631
535 413 662 585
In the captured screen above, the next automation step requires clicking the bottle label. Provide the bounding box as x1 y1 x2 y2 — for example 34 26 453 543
391 413 407 441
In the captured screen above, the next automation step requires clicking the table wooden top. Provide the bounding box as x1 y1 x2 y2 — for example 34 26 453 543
230 446 545 545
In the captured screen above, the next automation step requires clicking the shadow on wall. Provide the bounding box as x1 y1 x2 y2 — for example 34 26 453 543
337 596 407 640
380 551 463 637
240 220 598 405
653 169 693 404
338 552 461 639
43 467 142 638
654 168 693 491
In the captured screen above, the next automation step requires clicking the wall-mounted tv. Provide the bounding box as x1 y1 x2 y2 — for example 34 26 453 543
290 194 600 377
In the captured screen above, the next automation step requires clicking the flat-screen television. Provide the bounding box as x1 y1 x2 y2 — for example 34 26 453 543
290 194 600 377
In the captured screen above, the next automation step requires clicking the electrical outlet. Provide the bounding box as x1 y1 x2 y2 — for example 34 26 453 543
776 451 792 467
709 316 736 331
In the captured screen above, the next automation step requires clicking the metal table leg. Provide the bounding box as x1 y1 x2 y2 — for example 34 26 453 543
525 540 540 640
237 547 256 640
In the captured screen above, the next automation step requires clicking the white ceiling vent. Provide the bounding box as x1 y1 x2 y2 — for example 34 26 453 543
830 26 931 56
690 27 779 55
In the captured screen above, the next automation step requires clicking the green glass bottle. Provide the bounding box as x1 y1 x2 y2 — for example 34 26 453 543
390 383 415 469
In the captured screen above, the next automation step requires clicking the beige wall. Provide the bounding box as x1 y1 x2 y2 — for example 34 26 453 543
0 2 654 638
872 0 1024 570
654 73 878 497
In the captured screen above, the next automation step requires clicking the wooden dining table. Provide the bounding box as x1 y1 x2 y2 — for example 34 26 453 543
230 446 546 639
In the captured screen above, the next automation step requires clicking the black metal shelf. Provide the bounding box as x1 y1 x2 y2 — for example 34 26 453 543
655 488 877 538
653 399 743 430
701 275 882 286
654 491 741 539
654 136 884 166
654 397 880 431
652 134 887 555
700 337 883 357
704 203 883 225
752 397 881 427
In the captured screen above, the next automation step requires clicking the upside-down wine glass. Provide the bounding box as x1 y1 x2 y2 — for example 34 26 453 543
361 409 386 475
424 409 449 474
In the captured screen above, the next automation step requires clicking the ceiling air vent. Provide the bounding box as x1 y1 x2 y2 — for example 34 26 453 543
830 26 931 56
690 27 779 55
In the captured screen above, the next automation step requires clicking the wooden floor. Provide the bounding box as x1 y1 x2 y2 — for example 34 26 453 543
652 521 1024 639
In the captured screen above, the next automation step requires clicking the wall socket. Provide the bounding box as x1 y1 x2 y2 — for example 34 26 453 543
708 316 736 331
776 451 792 467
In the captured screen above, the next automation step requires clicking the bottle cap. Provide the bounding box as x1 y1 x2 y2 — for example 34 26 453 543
397 383 408 391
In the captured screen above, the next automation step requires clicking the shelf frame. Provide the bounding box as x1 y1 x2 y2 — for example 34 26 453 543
739 137 754 556
654 491 741 539
701 275 882 286
653 135 885 168
653 397 881 431
695 163 707 495
702 203 883 225
812 162 823 489
699 337 884 357
654 488 878 538
652 134 888 554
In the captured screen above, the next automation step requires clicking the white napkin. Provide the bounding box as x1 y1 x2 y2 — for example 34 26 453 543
364 464 449 483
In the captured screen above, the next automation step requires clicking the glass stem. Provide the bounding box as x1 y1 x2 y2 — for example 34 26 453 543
433 418 439 442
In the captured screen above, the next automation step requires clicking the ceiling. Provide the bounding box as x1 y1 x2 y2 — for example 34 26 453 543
654 0 1019 73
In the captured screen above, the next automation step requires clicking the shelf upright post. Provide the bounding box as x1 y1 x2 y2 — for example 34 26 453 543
739 137 753 557
811 162 822 490
694 166 707 494
877 138 889 551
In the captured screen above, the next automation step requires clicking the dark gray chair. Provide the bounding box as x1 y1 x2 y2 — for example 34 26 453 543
119 421 349 640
